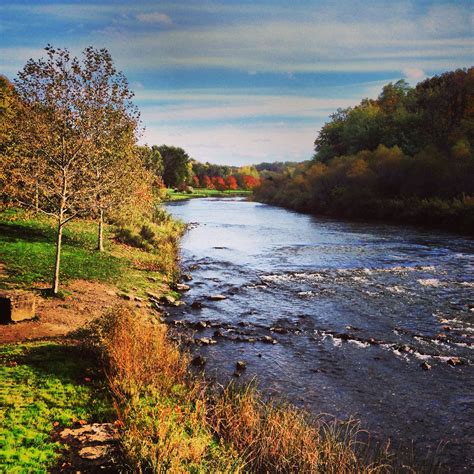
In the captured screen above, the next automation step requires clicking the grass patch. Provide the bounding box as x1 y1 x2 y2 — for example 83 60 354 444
164 188 251 202
0 342 113 472
0 208 181 292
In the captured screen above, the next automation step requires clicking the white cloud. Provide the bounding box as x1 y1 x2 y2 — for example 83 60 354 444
136 91 355 122
98 8 473 74
136 12 172 25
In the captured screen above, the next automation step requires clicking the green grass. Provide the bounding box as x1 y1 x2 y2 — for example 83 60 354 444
0 342 113 472
164 188 251 201
0 208 176 292
0 209 125 288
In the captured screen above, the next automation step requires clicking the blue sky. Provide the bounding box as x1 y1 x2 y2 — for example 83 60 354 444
1 1 473 165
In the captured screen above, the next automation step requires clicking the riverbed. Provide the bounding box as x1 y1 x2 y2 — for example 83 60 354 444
166 197 474 470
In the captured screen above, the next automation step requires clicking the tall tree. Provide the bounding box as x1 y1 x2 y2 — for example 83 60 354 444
158 145 192 187
6 45 140 293
80 47 141 251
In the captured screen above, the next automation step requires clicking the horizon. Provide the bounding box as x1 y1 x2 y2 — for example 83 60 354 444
1 0 473 166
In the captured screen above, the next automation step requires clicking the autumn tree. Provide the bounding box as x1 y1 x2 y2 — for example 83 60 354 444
212 176 226 191
201 175 213 189
225 175 238 190
6 45 140 293
80 47 141 251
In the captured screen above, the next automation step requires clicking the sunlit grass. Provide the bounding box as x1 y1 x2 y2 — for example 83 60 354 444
165 188 251 201
0 342 113 472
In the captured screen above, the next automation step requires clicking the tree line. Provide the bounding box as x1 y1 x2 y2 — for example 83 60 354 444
254 68 474 233
138 144 262 191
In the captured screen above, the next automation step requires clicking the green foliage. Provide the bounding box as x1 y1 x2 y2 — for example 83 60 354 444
158 145 193 188
314 68 473 162
256 68 474 234
0 342 112 472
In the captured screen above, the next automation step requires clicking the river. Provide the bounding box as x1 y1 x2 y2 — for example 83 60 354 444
165 197 474 470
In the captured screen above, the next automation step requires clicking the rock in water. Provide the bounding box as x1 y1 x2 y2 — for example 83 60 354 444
207 294 227 301
420 361 432 370
447 357 463 366
236 360 247 371
191 355 207 367
159 295 176 305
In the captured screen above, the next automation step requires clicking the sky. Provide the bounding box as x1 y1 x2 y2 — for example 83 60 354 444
1 1 473 165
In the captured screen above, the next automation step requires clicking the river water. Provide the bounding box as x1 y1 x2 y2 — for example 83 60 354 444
166 197 474 470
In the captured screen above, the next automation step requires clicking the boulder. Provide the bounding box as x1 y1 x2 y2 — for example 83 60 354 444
420 361 432 370
191 321 208 330
236 360 247 371
159 295 176 305
207 294 227 301
174 283 190 292
447 357 463 366
0 291 36 323
181 273 193 282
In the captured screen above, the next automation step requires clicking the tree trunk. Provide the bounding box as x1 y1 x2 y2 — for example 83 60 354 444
52 219 63 294
35 181 39 213
97 208 104 252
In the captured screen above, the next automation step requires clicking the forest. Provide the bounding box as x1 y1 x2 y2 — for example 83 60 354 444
254 68 474 233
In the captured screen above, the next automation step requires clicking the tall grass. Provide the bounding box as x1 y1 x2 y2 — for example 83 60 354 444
88 307 416 473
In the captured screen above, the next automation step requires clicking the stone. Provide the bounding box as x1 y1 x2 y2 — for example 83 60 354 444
207 294 227 301
191 355 207 367
191 300 204 309
420 361 431 370
174 283 190 292
147 291 161 300
172 300 186 307
195 337 217 345
236 360 247 371
270 327 288 334
159 295 176 305
181 273 193 282
79 445 109 460
0 291 36 323
447 357 463 366
261 335 277 344
192 321 208 330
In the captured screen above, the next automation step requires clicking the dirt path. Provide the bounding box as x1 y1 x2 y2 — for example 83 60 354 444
0 280 123 344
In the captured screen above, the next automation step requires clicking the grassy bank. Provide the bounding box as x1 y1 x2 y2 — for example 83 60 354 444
88 306 399 473
0 207 184 471
0 207 184 292
164 188 251 202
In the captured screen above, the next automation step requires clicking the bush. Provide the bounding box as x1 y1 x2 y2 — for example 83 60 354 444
86 306 421 473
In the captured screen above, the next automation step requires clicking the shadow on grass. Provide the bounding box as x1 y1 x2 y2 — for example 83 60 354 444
12 343 99 383
0 222 53 244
